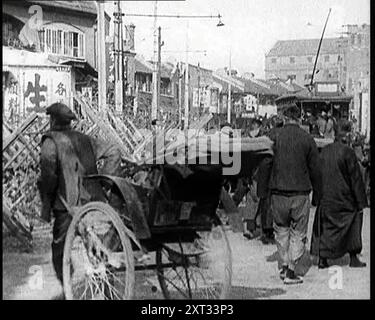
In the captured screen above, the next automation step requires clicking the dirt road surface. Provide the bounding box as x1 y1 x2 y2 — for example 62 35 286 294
2 208 370 300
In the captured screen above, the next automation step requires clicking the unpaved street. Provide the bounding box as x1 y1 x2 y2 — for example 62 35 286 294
2 208 370 300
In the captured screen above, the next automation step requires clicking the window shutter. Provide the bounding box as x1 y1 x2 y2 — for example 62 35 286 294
52 29 56 53
47 29 52 53
79 34 84 57
57 30 62 54
69 32 73 56
64 31 69 55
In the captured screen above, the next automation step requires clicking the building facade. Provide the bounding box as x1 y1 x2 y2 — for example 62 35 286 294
344 24 370 137
265 27 370 138
265 38 348 87
2 0 111 121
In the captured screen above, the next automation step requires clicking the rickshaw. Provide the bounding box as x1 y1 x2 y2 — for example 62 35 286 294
61 134 273 300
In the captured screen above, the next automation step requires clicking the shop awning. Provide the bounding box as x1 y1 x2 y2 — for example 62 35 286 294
59 59 98 78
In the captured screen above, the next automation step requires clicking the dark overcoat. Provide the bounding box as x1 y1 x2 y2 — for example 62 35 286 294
310 141 368 259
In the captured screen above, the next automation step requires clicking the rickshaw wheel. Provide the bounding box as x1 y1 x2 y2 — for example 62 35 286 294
155 223 232 299
63 202 135 300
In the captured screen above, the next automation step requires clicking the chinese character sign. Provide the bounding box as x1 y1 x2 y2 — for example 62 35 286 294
4 81 20 123
24 73 47 113
11 66 72 115
244 94 257 111
55 82 67 96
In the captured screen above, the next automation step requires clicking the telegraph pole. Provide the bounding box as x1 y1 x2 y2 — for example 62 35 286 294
310 8 332 87
157 26 162 108
114 1 124 113
197 62 201 116
151 1 158 124
184 20 189 130
97 1 106 112
178 63 183 127
121 2 126 109
227 48 232 124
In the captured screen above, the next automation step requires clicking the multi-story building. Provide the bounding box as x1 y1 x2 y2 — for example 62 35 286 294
265 38 348 87
3 0 110 120
344 24 370 137
265 27 370 139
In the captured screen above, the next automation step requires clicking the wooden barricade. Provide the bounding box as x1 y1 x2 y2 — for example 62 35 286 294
2 113 49 249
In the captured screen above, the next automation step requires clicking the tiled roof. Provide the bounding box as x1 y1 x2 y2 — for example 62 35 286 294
236 77 276 96
180 62 213 74
266 38 348 57
290 82 307 93
268 80 291 95
135 55 153 74
135 56 175 79
26 1 97 15
212 74 244 94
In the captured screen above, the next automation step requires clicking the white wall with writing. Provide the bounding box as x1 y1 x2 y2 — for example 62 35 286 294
3 65 72 122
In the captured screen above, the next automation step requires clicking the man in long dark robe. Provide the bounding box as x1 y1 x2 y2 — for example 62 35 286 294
310 121 368 268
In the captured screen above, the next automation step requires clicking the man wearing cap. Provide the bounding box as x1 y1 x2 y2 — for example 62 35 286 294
37 102 122 287
269 98 322 284
310 121 368 269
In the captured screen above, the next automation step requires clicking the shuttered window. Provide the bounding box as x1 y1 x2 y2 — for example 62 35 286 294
41 25 85 58
78 34 84 58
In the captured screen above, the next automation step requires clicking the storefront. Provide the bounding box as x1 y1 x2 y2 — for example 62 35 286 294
3 47 73 125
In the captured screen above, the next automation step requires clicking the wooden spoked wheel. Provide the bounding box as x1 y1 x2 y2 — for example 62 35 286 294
63 202 135 300
156 224 232 299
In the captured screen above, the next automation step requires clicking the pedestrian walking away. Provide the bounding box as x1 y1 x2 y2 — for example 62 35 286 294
310 120 368 269
269 97 322 285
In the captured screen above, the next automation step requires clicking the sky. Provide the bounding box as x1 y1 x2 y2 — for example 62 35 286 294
105 0 370 78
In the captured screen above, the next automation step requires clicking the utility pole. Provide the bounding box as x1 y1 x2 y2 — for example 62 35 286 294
157 26 162 118
151 1 158 124
184 20 189 130
114 1 124 113
227 48 232 124
178 63 183 127
121 3 126 109
197 62 201 116
310 8 332 88
97 0 106 113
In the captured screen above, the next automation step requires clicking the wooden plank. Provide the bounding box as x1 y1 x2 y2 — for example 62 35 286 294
74 94 137 163
3 113 38 151
107 111 136 150
109 110 140 145
7 193 26 210
3 144 29 170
